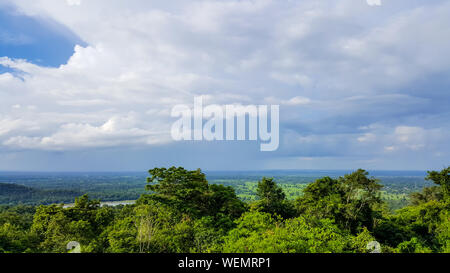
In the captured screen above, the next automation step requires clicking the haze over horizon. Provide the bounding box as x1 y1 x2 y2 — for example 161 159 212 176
0 168 435 173
0 0 449 171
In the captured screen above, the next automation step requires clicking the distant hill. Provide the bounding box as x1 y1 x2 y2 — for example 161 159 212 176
0 183 37 198
0 183 81 205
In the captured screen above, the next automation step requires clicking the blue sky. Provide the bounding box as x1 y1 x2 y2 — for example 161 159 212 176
0 0 449 171
0 5 84 67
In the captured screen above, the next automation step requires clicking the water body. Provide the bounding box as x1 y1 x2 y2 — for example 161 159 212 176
63 200 136 209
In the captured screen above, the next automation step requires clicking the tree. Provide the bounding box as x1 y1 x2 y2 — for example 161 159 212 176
107 216 139 253
296 170 383 233
339 169 383 232
133 201 176 253
146 167 210 217
3 167 450 254
29 195 111 253
410 186 443 206
206 184 247 230
426 167 450 201
254 177 295 218
221 211 353 253
0 223 32 253
395 237 432 253
256 177 285 202
375 200 448 251
145 167 246 220
436 210 450 253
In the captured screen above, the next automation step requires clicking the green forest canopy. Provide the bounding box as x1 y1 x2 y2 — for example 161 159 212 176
0 167 448 253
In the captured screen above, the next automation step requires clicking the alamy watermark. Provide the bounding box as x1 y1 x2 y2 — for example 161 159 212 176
171 96 279 151
67 241 81 253
366 0 382 6
366 241 381 253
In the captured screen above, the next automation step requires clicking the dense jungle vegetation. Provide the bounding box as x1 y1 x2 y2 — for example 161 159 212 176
0 167 448 253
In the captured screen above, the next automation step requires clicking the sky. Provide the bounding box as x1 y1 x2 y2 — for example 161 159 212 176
0 0 449 172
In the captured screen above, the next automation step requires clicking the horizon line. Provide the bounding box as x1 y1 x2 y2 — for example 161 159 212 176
0 168 431 173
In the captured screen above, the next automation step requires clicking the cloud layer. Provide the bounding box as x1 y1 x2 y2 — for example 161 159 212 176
0 0 449 170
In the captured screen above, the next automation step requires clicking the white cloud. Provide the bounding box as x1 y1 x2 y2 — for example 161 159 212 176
384 146 396 152
356 125 447 154
264 96 312 106
284 96 312 106
3 113 170 150
0 0 449 171
357 133 376 143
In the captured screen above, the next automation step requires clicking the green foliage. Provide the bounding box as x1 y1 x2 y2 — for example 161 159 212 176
145 167 246 222
0 167 448 253
222 211 352 253
409 186 443 206
146 167 209 217
256 177 285 202
0 182 81 206
0 223 34 253
107 216 139 253
0 205 35 230
0 171 429 210
28 194 115 252
253 177 296 218
296 170 383 233
349 228 376 253
388 200 448 251
426 167 450 201
395 237 433 253
436 211 450 253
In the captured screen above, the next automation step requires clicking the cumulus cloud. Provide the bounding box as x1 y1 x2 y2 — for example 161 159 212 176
0 0 449 169
3 114 169 150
